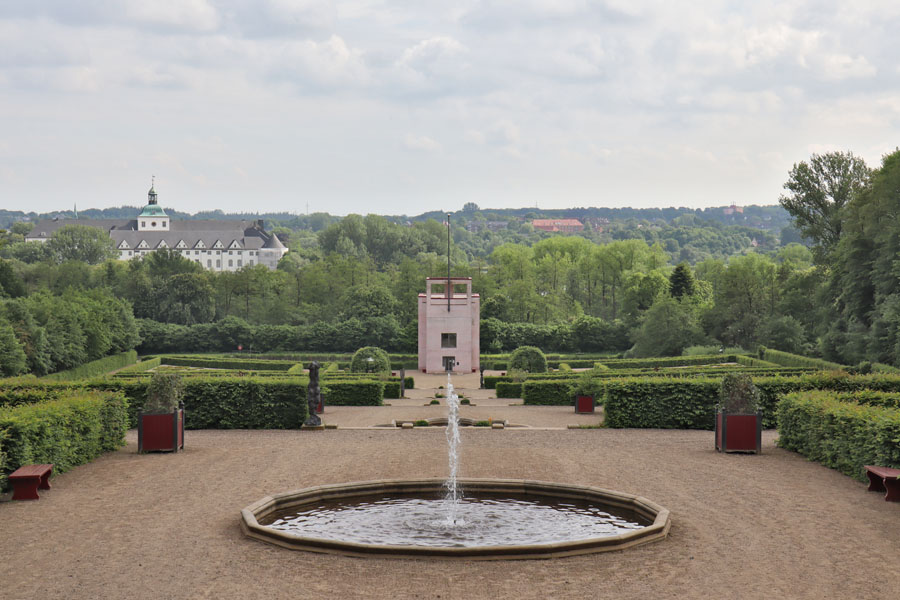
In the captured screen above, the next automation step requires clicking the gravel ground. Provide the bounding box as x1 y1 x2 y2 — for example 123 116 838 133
1 375 899 599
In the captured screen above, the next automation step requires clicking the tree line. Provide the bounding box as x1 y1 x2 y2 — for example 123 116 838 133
2 148 899 373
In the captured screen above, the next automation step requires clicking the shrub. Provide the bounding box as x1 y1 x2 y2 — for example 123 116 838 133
0 391 128 491
144 372 183 413
776 391 900 481
522 380 573 405
349 347 391 373
719 373 760 413
509 346 548 373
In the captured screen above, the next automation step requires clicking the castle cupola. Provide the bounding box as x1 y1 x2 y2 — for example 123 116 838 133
138 177 170 231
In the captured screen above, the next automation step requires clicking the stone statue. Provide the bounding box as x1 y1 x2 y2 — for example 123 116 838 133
304 361 322 427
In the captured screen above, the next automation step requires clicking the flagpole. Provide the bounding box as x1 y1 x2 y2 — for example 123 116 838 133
447 213 451 312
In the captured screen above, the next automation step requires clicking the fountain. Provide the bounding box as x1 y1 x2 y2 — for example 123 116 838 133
241 372 670 559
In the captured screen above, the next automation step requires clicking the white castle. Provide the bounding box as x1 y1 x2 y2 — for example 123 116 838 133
26 183 288 271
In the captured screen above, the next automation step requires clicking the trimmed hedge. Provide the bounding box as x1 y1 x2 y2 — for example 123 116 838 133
604 372 900 430
45 351 139 381
522 380 574 405
495 382 522 398
762 349 845 370
599 355 739 369
735 355 781 368
161 356 296 371
0 391 128 491
604 378 719 429
116 357 162 374
776 391 900 481
381 377 416 399
322 380 383 406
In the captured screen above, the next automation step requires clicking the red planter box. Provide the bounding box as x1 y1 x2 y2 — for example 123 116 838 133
138 408 184 453
715 411 761 453
575 395 595 414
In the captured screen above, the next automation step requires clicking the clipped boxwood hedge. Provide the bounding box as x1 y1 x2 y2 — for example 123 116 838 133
322 380 383 406
522 380 574 405
0 391 128 491
776 391 900 481
495 382 522 398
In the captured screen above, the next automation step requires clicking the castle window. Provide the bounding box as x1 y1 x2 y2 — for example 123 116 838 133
141 221 146 227
207 260 211 268
151 222 156 227
228 259 233 267
441 333 457 348
237 260 242 267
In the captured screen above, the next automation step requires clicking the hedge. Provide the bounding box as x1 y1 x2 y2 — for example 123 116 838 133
735 355 781 368
604 378 720 429
522 380 574 405
322 380 383 406
762 349 845 370
495 382 522 398
116 356 162 374
161 356 296 371
381 377 416 399
0 391 128 491
776 391 900 482
598 355 740 369
604 372 900 430
44 351 139 381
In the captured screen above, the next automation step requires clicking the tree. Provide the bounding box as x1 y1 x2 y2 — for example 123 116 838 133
158 273 215 325
46 225 117 264
0 316 27 376
779 151 871 261
631 297 704 357
669 263 696 300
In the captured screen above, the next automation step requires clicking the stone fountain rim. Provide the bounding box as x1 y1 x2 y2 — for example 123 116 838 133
240 477 671 560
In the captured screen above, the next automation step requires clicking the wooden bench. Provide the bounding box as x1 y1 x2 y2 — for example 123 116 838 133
9 464 53 501
864 465 900 502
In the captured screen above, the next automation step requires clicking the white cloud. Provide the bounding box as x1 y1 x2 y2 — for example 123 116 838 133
403 134 441 152
124 0 219 32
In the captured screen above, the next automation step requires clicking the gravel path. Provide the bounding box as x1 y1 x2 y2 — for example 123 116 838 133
1 377 899 599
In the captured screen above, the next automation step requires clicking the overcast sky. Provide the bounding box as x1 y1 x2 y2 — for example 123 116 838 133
1 1 898 216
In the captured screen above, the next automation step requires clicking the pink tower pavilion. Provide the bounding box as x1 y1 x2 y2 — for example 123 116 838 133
418 277 480 373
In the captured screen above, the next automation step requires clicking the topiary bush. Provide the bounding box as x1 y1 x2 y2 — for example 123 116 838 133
349 346 391 373
509 346 547 373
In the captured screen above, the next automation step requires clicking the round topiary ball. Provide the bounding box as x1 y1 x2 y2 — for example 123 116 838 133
509 346 548 373
350 346 391 373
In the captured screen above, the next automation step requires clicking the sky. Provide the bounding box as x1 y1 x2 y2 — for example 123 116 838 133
1 1 898 216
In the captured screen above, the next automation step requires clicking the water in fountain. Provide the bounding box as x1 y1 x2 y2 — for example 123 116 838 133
443 372 463 525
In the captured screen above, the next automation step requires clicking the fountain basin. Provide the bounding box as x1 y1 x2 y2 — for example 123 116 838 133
241 478 670 560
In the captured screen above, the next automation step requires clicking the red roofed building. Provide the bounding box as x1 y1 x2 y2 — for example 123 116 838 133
531 218 584 233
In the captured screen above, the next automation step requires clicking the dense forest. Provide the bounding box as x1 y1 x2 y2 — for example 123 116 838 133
1 148 899 375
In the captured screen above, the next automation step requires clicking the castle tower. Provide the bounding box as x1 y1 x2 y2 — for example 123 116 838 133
138 178 169 231
418 277 480 373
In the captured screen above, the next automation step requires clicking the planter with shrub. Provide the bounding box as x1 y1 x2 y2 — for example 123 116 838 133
715 373 761 454
138 373 184 453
